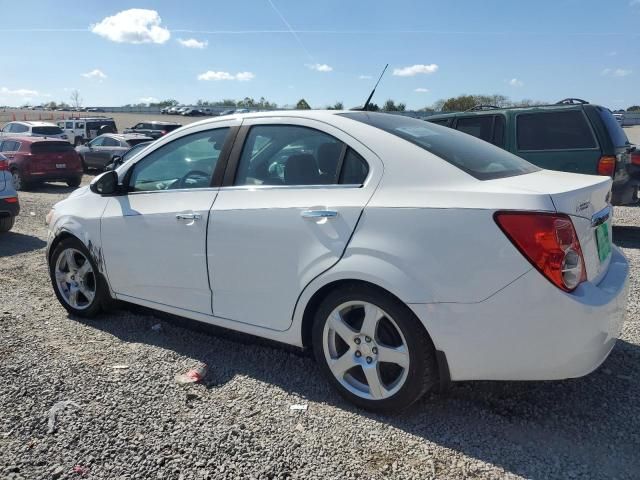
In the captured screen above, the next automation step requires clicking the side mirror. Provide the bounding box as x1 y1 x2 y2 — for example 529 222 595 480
90 170 120 195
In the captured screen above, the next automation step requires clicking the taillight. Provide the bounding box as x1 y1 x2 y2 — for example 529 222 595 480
495 212 586 292
631 152 640 166
597 155 616 176
3 197 18 203
0 159 7 171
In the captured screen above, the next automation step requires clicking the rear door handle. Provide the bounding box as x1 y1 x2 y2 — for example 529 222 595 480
301 210 338 219
176 213 202 221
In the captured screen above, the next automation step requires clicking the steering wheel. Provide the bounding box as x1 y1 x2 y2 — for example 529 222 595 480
175 170 210 189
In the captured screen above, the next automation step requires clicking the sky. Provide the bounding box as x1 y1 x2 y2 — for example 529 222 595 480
1 0 639 110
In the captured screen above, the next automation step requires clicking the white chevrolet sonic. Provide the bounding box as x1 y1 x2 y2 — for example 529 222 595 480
46 111 629 411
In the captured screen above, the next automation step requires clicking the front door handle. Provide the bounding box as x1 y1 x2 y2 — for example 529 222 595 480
176 213 202 221
301 210 338 219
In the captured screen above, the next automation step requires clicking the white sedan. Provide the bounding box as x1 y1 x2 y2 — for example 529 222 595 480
45 111 629 411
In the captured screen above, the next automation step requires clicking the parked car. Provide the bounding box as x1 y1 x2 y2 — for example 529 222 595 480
160 107 171 114
0 137 83 190
105 141 153 170
0 153 19 232
87 108 105 113
0 121 68 140
218 109 237 116
46 111 628 412
427 99 638 205
181 108 206 117
75 133 153 171
57 117 117 146
123 121 181 139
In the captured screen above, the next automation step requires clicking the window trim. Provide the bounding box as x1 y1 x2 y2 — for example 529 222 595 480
514 109 600 153
122 125 239 193
222 124 369 188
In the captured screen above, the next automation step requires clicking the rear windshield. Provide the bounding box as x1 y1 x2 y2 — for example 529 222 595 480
596 107 629 147
516 110 597 150
31 142 74 154
127 138 151 146
32 126 63 135
340 112 539 180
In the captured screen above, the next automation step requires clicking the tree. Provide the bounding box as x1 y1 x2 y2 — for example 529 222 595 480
70 90 82 110
627 105 640 112
296 99 311 110
153 99 179 108
326 101 344 110
440 95 477 112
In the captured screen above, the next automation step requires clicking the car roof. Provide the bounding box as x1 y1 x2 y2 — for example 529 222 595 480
427 102 603 119
1 136 69 143
104 133 154 140
11 121 59 126
144 121 181 125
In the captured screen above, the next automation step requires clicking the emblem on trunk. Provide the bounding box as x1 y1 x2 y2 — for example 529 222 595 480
576 201 591 213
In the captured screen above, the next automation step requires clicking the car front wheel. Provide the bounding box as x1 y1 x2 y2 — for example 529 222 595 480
49 237 107 317
312 284 438 412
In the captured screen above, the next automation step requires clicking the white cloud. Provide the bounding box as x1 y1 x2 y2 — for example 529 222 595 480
197 71 255 81
508 78 524 87
82 69 107 80
358 75 373 80
178 38 207 49
90 9 170 44
307 63 333 72
414 88 429 93
139 96 158 104
0 87 40 97
602 68 632 77
392 64 439 77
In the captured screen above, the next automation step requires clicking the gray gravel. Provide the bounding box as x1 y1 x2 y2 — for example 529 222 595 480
1 176 639 480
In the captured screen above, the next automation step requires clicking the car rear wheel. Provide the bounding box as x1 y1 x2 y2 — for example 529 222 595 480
11 170 27 191
312 284 438 412
66 177 82 188
49 237 108 317
0 216 15 233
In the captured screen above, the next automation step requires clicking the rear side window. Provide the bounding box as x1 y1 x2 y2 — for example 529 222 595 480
340 112 538 180
428 118 451 126
164 124 181 132
517 110 597 151
340 149 369 184
13 124 29 133
102 137 120 147
0 141 19 152
32 126 63 135
596 107 629 147
31 142 74 154
455 115 505 148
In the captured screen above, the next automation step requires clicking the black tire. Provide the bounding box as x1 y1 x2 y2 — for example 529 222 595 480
49 236 111 317
66 177 82 188
0 216 15 233
10 169 28 191
312 284 438 413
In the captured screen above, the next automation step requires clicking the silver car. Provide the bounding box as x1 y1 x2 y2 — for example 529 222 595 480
0 153 19 232
0 121 68 141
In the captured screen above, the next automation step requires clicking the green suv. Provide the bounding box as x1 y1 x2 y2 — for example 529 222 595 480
427 99 638 205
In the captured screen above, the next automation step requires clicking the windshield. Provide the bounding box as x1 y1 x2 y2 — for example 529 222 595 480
597 107 629 147
32 126 63 135
340 112 539 180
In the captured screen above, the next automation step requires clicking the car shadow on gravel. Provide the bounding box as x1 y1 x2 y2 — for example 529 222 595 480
613 225 640 249
71 305 640 479
25 182 78 195
0 231 46 256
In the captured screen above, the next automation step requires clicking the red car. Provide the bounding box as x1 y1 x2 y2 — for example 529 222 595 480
0 136 83 190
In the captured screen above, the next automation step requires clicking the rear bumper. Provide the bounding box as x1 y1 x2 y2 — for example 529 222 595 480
0 196 20 216
410 245 629 381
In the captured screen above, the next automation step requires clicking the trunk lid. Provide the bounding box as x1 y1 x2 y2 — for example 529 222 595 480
491 169 613 282
29 142 81 173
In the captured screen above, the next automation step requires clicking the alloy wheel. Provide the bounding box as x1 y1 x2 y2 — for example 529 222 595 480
322 301 410 400
11 171 22 190
54 248 96 310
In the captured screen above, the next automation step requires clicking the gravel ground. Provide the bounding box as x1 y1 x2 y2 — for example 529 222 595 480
1 175 639 480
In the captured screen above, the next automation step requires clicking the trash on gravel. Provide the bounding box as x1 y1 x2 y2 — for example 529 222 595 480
73 465 90 476
29 212 36 216
47 400 80 434
289 404 308 411
175 363 208 384
295 422 304 432
151 323 162 331
110 365 130 370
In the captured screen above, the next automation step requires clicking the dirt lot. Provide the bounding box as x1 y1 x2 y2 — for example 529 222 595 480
0 132 639 480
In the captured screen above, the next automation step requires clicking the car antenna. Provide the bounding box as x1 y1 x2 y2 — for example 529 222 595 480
362 64 388 111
